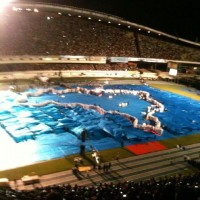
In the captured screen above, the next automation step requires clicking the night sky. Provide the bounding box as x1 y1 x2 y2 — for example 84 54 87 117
29 0 200 42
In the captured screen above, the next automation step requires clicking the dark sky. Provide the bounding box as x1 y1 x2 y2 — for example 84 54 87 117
29 0 200 42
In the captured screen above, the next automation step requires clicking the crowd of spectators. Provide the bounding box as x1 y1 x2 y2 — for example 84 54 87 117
138 33 200 62
0 7 200 62
0 172 200 199
0 63 133 72
0 8 136 57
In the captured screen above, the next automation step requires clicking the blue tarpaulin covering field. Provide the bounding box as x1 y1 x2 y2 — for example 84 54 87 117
0 84 199 168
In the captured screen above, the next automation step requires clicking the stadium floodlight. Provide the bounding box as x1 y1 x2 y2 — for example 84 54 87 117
0 0 13 8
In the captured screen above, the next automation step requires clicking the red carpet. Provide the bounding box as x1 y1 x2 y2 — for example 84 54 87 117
126 141 167 155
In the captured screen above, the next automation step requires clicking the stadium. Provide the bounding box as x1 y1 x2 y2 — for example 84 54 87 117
0 1 200 199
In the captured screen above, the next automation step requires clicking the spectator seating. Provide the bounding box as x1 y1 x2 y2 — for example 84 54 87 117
0 172 200 199
0 7 200 62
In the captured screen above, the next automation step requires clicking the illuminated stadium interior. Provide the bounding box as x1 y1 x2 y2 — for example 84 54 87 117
0 1 200 198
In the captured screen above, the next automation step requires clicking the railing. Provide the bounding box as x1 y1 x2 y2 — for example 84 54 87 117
0 55 200 66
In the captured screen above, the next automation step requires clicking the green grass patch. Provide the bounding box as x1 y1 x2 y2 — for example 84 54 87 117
97 147 134 162
160 133 200 148
151 84 200 101
0 147 133 180
0 158 70 180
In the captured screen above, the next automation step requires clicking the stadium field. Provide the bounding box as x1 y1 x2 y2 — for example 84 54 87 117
0 79 199 180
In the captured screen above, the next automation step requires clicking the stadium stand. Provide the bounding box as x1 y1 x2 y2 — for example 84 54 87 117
0 6 200 63
138 33 200 62
0 172 200 199
0 8 136 57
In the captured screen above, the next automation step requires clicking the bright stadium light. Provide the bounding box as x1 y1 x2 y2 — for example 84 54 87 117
0 0 13 8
